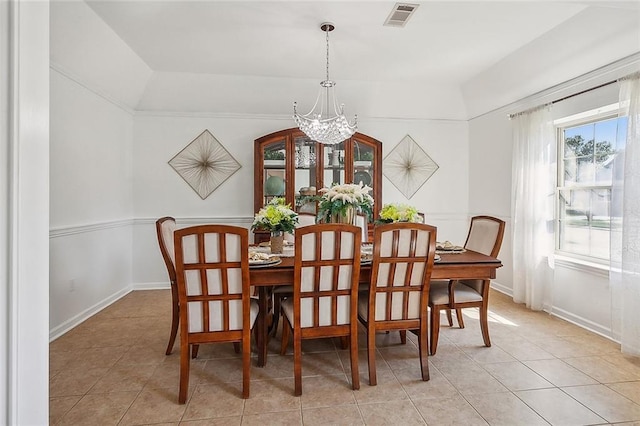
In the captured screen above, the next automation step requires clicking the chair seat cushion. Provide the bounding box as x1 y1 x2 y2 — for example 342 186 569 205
429 281 482 305
249 299 259 328
281 295 351 328
273 285 293 294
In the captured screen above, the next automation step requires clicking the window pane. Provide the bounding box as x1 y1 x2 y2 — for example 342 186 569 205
564 123 595 159
557 113 626 262
558 188 610 259
575 156 594 184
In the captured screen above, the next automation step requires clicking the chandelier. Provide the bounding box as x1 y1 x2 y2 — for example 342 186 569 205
293 22 357 145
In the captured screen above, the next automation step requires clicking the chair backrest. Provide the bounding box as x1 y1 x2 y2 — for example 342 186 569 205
464 216 505 257
174 225 252 334
355 213 368 243
285 212 316 243
461 216 505 293
156 216 177 284
293 224 361 328
368 222 437 321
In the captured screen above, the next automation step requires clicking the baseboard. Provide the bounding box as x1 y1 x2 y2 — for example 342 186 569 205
133 281 171 291
49 286 132 341
490 280 513 297
549 306 616 342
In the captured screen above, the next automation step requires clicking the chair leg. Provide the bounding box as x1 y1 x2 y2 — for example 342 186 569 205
417 326 430 381
280 318 291 356
430 306 441 356
479 303 491 347
367 324 377 386
445 309 453 327
270 294 282 337
349 325 360 390
293 330 302 396
242 336 251 399
191 344 199 359
456 308 465 329
399 330 407 344
179 339 190 404
339 336 349 349
166 284 180 355
233 342 240 354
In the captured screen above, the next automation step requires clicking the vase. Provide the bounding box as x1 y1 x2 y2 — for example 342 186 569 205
270 230 284 254
331 205 356 225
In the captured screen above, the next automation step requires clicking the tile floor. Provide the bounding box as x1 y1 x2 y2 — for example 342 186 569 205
50 289 640 425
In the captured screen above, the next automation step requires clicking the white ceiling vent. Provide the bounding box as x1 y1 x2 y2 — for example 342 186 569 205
384 3 419 27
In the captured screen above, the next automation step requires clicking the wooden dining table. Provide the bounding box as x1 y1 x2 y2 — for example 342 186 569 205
249 249 503 367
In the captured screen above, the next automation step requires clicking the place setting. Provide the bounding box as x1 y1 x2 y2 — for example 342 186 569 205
249 251 282 268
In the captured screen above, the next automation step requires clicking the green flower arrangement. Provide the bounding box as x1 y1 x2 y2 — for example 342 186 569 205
251 197 298 233
317 182 374 223
378 203 421 223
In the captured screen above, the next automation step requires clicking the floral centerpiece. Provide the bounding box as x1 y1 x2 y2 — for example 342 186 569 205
251 197 298 253
317 183 374 224
378 203 422 223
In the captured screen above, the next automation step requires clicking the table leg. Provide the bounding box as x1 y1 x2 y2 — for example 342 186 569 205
256 286 269 367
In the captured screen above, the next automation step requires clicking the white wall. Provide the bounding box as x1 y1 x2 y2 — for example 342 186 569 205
131 114 469 288
49 69 134 338
468 58 637 339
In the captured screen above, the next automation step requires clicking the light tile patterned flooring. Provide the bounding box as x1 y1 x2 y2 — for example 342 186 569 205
50 289 640 425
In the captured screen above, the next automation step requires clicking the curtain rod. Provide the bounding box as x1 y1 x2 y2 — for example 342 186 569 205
508 79 618 120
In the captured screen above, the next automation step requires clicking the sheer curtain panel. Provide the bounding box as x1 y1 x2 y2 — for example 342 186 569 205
611 73 640 356
511 106 555 310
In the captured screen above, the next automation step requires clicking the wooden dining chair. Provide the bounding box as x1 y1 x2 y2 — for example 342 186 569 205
429 215 505 355
357 222 437 385
271 212 317 337
173 224 258 403
355 213 369 243
279 223 361 396
156 217 180 355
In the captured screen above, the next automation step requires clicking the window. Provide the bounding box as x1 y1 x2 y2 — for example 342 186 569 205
556 106 627 262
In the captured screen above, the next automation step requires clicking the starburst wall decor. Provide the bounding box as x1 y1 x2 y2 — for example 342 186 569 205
383 135 439 199
169 130 241 199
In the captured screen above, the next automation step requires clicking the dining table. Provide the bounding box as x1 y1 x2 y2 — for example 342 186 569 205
249 247 503 367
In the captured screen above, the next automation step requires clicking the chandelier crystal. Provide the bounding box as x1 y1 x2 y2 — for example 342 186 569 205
293 22 357 145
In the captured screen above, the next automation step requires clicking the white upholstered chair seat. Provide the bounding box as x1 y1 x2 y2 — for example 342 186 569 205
281 296 351 328
429 281 482 305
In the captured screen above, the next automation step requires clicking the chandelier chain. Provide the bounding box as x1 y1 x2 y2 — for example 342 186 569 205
325 27 330 82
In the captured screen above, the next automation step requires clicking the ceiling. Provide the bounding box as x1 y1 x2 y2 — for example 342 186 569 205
84 0 639 84
52 1 640 118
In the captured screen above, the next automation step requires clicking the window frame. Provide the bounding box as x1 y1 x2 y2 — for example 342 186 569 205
554 103 624 266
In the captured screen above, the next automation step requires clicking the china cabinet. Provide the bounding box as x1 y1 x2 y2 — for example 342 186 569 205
254 128 382 242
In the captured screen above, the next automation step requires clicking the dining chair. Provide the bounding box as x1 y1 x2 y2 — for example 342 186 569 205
279 223 361 396
355 212 369 243
271 212 317 337
357 222 437 385
429 215 505 355
173 224 258 403
284 212 316 244
156 217 180 355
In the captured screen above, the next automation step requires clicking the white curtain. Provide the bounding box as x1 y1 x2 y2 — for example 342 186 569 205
611 73 640 355
511 106 556 310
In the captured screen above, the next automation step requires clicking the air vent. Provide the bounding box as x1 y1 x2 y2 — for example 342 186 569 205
384 3 419 27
